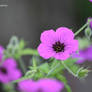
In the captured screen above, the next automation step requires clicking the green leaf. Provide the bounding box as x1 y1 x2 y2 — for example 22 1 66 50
56 74 67 83
50 59 60 68
48 61 63 76
33 70 45 80
39 63 50 74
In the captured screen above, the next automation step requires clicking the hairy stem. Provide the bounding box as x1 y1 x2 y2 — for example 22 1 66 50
21 48 39 56
74 23 88 36
61 61 77 77
56 74 72 92
47 62 60 76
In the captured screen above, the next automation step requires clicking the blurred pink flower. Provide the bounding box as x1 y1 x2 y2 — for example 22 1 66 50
73 46 92 64
38 27 78 60
89 0 92 2
18 79 64 92
0 46 4 62
0 58 22 83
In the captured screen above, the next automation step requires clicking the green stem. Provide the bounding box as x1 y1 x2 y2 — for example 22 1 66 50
74 23 88 36
20 48 39 56
61 61 77 77
18 58 26 74
47 62 60 76
64 83 72 92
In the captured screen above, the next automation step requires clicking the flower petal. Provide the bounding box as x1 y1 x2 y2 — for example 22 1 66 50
18 80 34 92
0 74 9 83
9 69 22 81
38 43 54 59
53 51 70 60
40 29 56 45
3 58 17 69
38 79 64 92
65 40 78 53
0 46 4 62
72 52 85 64
56 27 74 42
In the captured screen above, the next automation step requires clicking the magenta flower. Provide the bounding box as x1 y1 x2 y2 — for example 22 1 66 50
73 46 92 64
0 58 22 83
38 27 78 60
0 46 4 62
18 79 64 92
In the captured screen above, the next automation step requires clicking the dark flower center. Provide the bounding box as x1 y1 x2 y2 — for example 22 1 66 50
0 67 7 74
53 41 65 53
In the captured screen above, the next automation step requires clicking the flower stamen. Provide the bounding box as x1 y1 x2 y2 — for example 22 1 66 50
53 41 65 53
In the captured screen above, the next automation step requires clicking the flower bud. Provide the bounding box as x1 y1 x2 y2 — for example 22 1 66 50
89 21 92 30
85 27 92 40
78 69 89 78
87 17 92 23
